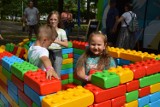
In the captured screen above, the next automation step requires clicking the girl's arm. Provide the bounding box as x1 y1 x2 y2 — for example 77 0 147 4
40 56 60 80
54 39 68 47
76 67 92 82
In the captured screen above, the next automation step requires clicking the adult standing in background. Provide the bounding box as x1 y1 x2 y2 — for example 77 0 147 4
23 0 39 40
61 6 74 40
106 0 119 46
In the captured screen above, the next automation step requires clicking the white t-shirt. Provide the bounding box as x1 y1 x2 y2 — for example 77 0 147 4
48 28 67 49
121 11 136 27
28 45 49 71
24 7 39 25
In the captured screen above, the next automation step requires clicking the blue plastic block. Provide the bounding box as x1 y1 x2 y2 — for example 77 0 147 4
62 48 73 54
115 58 130 66
7 80 18 95
0 93 9 107
149 92 160 103
2 56 24 71
138 95 150 107
24 84 44 106
74 54 81 60
61 68 73 75
149 99 160 107
8 89 19 103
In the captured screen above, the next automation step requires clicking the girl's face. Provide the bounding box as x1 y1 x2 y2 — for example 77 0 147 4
49 14 59 28
89 35 106 55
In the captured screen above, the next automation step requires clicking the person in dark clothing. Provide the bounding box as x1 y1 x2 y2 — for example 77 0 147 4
106 0 119 46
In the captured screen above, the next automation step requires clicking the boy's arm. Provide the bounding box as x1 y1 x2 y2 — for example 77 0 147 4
40 56 59 80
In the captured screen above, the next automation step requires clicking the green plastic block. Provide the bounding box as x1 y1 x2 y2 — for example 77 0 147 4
62 54 68 59
68 78 73 83
31 38 37 41
0 99 5 107
61 79 69 85
19 98 28 107
9 44 14 52
139 73 160 88
69 73 73 79
24 45 29 50
32 102 39 107
143 105 150 107
2 67 12 80
91 70 120 89
61 63 73 70
155 57 160 60
73 78 83 85
11 61 38 81
68 42 73 48
126 90 138 103
73 48 84 55
5 43 10 52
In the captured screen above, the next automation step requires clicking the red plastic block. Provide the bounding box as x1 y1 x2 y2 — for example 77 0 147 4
84 84 126 103
62 83 77 90
92 100 111 107
18 90 33 107
123 63 145 79
0 79 7 91
111 96 125 107
144 59 160 75
68 53 73 58
138 86 150 98
24 69 61 95
61 74 69 80
19 48 25 58
11 75 24 91
126 80 139 92
12 46 18 55
89 69 102 75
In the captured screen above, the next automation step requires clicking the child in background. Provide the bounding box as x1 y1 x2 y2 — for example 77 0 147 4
28 24 59 80
75 31 116 83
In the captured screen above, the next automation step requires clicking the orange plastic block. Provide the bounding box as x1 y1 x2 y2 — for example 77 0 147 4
143 53 157 61
0 48 4 53
108 47 122 58
0 70 7 84
120 50 143 62
24 69 61 95
42 86 94 107
91 100 111 107
150 83 160 93
62 58 73 64
16 47 22 56
109 66 133 84
124 100 138 107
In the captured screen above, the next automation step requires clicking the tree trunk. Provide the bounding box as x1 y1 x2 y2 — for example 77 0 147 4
58 0 64 14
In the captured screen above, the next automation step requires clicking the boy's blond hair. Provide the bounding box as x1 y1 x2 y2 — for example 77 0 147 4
38 24 58 41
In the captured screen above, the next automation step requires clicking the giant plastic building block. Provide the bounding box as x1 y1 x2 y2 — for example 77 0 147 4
42 86 94 107
89 100 111 107
150 83 160 93
19 98 28 107
11 61 38 81
138 86 150 98
124 100 138 107
109 66 134 84
148 99 160 107
11 74 24 91
108 47 122 58
0 99 5 107
91 70 120 89
8 88 19 103
0 51 13 64
62 48 73 54
138 95 150 107
18 90 33 107
111 96 125 107
73 48 85 55
7 80 18 95
0 79 7 91
24 69 61 95
61 68 73 75
24 84 44 107
62 53 73 59
139 73 160 88
61 63 73 70
126 90 139 103
149 92 160 103
126 80 139 92
84 84 126 103
0 70 7 84
62 58 73 64
2 67 12 80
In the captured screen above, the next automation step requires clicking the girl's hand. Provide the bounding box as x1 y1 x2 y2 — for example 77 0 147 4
54 39 59 43
46 69 60 80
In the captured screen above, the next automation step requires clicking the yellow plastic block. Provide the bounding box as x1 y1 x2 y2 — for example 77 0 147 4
143 53 157 61
150 83 160 93
0 48 4 53
62 58 73 64
0 86 19 107
0 70 7 84
120 50 143 62
125 100 138 107
108 47 122 58
16 47 22 56
42 86 94 107
0 45 5 50
0 65 2 72
109 66 133 84
18 42 24 46
23 38 29 42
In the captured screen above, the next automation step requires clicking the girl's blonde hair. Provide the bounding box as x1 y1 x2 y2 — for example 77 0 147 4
76 31 110 72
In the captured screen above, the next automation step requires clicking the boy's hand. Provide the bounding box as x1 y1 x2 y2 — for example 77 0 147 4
46 69 60 80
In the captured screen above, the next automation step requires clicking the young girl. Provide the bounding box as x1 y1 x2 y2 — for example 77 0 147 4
28 24 59 80
75 31 116 83
47 11 68 77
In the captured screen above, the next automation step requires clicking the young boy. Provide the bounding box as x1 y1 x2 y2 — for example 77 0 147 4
28 24 59 80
